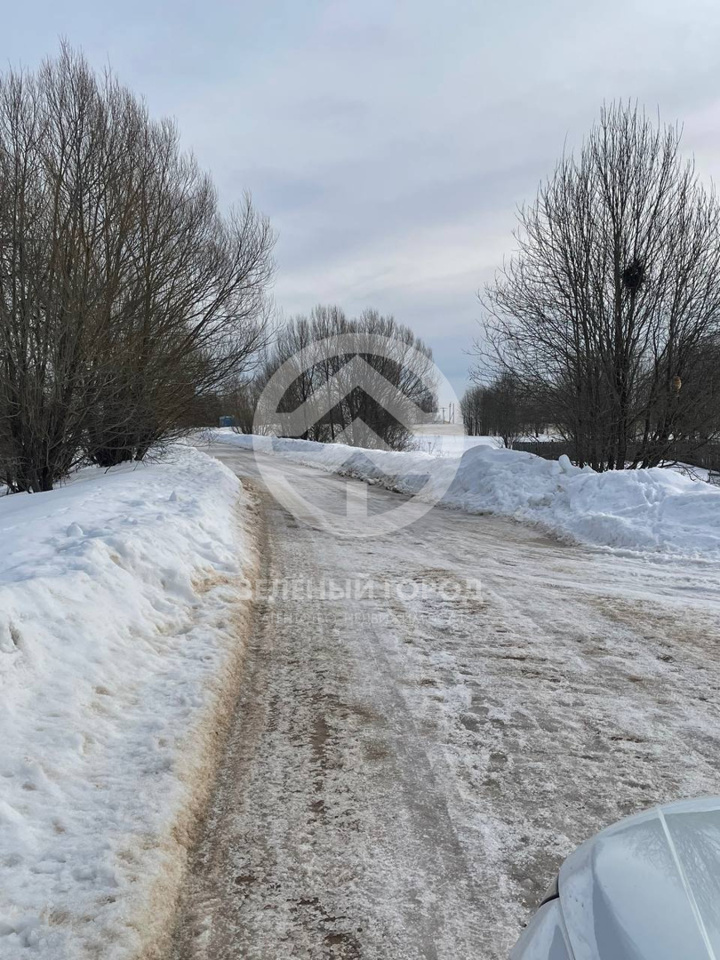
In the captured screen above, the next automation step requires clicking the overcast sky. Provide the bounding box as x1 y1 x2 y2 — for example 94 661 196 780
5 0 720 401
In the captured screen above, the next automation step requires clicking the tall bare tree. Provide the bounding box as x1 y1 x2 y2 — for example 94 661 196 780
0 46 274 490
477 102 720 470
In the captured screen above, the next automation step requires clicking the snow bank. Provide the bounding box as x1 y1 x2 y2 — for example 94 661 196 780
0 446 253 959
211 430 720 559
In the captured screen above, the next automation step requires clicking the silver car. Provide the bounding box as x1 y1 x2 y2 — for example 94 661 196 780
511 796 720 959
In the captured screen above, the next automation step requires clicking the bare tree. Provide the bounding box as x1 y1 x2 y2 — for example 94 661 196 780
0 46 274 490
254 306 437 450
477 102 720 470
0 47 134 490
461 374 543 445
460 386 484 436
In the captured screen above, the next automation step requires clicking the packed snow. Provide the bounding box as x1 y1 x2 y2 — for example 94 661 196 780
0 446 253 959
209 430 720 560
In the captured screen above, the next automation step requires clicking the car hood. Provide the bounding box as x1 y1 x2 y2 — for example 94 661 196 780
559 797 720 960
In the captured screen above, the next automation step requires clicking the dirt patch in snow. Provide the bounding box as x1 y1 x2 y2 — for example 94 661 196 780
590 594 720 656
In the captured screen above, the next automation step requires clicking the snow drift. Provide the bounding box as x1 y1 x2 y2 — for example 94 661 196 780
0 446 254 959
211 430 720 560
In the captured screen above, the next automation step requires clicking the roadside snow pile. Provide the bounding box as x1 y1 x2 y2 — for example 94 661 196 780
446 446 720 558
0 446 252 960
211 430 720 559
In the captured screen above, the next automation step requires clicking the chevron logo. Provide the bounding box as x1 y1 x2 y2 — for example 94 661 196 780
268 356 431 446
252 333 460 537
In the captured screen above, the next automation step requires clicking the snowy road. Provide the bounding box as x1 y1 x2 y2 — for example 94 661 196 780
172 443 720 959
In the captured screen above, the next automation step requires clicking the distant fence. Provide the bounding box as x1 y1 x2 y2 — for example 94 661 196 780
512 439 720 477
513 441 574 462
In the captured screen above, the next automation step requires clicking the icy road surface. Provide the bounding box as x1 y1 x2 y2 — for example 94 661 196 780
173 443 720 960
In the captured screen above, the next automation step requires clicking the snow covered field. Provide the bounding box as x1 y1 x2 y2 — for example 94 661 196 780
210 430 720 560
0 447 254 960
411 432 501 456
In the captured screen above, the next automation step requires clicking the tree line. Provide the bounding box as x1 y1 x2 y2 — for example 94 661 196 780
11 55 714 486
0 47 274 492
460 375 549 447
0 47 439 492
472 102 720 470
219 304 438 450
